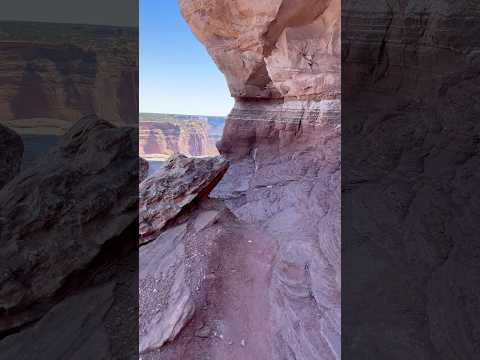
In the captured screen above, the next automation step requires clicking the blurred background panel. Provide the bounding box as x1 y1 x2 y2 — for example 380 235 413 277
0 1 139 359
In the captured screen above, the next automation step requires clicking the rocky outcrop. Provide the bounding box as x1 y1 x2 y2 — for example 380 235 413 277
179 0 340 99
0 21 137 125
139 155 231 354
140 223 193 354
139 115 219 161
0 115 138 339
139 154 228 245
140 1 341 359
0 124 23 189
342 2 480 359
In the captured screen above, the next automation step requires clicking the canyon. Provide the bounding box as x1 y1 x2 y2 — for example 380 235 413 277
0 116 139 359
0 1 477 358
139 113 220 162
139 1 340 359
0 21 137 125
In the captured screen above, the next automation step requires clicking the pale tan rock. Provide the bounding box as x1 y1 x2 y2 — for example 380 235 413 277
179 0 340 100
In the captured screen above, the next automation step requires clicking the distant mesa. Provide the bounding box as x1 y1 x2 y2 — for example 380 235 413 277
139 113 224 162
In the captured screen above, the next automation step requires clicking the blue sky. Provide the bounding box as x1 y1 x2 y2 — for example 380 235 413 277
140 0 233 116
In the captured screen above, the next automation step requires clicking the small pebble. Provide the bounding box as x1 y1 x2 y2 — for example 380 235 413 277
240 339 246 347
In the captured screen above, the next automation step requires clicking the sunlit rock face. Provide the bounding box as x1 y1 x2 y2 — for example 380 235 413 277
136 1 340 359
139 120 218 161
179 0 340 99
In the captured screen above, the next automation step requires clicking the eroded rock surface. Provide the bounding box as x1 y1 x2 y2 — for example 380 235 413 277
0 124 23 189
140 224 193 354
0 22 137 125
0 115 138 334
140 102 340 360
140 1 341 359
342 2 480 358
179 0 340 99
139 154 228 245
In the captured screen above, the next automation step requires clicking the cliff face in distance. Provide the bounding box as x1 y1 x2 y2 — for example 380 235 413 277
139 113 220 161
139 1 341 359
0 21 138 125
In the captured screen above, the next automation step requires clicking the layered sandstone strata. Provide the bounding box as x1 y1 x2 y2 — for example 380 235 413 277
0 21 137 125
0 116 138 340
139 117 219 161
139 1 341 359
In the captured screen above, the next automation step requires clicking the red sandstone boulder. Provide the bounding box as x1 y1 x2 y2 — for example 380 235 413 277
139 154 228 245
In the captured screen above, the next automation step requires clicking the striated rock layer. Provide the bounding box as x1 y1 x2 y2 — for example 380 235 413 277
0 21 137 125
139 1 341 359
0 116 138 335
342 2 480 359
139 118 218 161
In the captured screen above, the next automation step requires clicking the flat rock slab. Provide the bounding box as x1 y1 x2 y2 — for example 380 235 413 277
0 283 115 360
139 224 194 354
139 154 228 244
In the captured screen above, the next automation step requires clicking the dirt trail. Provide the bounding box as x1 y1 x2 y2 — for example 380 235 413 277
143 200 278 360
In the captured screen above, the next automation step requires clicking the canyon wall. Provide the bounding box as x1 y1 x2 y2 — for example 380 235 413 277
342 1 480 359
139 114 219 161
0 21 137 125
139 1 340 359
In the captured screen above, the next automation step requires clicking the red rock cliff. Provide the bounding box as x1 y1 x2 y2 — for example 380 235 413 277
139 1 340 359
139 116 219 161
0 22 137 125
140 0 341 360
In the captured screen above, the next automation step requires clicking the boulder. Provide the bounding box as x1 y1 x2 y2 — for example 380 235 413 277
0 115 138 332
139 154 228 244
